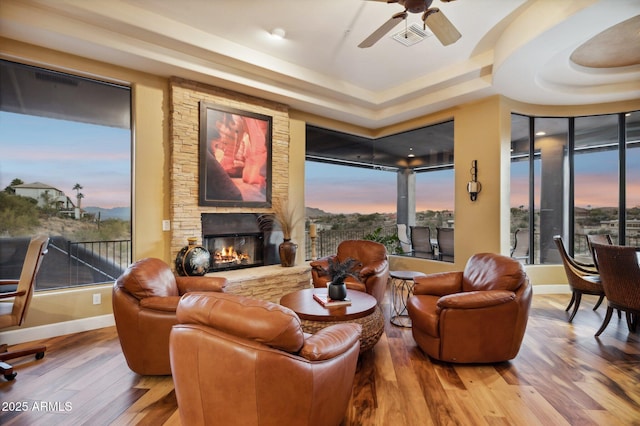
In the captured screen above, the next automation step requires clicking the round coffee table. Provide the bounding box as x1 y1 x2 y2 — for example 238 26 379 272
280 288 384 353
389 270 426 327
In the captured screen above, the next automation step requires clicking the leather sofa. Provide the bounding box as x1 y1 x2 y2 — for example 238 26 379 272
310 239 389 304
112 257 226 375
170 292 361 426
407 252 532 363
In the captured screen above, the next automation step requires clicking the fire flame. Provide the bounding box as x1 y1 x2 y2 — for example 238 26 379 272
214 246 249 264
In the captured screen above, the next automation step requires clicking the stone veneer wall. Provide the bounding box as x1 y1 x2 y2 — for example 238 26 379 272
207 264 312 304
169 78 290 261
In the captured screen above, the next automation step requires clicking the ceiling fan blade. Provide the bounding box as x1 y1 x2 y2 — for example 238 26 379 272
423 8 461 46
358 12 407 48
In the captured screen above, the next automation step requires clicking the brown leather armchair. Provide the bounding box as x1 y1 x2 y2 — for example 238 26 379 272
407 253 532 363
170 292 361 426
310 239 389 304
112 257 226 375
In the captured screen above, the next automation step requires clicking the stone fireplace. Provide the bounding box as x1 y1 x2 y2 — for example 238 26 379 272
169 78 291 265
201 213 281 272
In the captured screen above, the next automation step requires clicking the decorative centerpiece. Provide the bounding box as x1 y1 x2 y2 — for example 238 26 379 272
175 237 211 276
261 200 300 267
323 257 362 301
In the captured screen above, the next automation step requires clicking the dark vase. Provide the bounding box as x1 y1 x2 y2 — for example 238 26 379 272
175 237 211 276
279 239 297 267
328 282 347 301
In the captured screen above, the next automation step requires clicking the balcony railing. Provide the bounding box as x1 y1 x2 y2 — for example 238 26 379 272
303 226 398 260
39 237 131 290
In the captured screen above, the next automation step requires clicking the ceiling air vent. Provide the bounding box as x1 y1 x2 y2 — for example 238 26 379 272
392 23 432 46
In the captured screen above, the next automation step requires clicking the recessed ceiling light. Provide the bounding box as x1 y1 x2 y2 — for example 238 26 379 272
270 28 286 39
536 131 546 136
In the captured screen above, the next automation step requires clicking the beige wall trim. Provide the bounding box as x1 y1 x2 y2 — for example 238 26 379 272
0 314 115 346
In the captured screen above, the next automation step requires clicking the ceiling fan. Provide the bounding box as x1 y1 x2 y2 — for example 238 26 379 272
359 0 461 48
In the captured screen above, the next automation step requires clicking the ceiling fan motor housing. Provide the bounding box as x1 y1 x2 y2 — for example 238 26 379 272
402 0 434 14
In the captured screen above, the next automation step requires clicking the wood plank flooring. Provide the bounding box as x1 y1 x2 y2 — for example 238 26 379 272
1 293 639 425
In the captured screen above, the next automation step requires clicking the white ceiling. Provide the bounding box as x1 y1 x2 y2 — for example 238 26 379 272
1 0 639 129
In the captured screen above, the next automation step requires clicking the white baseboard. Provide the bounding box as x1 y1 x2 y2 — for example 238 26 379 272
532 284 570 294
0 314 115 346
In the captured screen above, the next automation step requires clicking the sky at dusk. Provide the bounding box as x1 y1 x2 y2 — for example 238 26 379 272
2 111 637 215
510 149 640 210
0 112 131 209
305 161 454 214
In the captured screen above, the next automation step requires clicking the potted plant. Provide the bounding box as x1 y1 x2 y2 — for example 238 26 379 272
323 257 362 301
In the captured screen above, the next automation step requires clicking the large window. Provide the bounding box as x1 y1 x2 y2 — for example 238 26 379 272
305 120 455 261
510 111 640 264
574 114 619 256
0 60 132 290
626 111 640 246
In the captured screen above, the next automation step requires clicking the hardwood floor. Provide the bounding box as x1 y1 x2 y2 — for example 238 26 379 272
1 293 639 425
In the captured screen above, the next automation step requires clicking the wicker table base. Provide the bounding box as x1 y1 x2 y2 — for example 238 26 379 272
298 304 384 353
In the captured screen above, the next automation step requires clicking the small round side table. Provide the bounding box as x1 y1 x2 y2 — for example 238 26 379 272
389 270 426 327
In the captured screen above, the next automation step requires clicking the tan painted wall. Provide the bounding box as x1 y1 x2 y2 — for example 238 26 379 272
2 37 639 332
1 38 170 328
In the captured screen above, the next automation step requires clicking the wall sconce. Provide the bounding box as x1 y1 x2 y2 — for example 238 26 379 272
467 160 482 201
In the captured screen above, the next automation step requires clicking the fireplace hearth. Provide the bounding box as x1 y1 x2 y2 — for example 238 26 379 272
202 213 281 272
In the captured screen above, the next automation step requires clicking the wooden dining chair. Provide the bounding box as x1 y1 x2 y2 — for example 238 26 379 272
0 235 49 381
592 243 640 336
586 234 613 269
553 235 604 322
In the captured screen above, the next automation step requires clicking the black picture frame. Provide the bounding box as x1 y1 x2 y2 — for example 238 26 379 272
199 102 272 207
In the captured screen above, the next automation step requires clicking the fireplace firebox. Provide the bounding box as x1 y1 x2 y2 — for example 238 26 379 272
202 213 281 272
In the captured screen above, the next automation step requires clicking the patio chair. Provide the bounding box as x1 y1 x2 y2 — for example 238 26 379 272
436 227 454 262
510 228 530 263
410 226 435 259
397 224 412 254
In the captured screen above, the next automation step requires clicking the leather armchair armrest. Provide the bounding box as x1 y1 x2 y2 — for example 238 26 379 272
176 276 227 294
359 259 388 279
299 323 361 361
310 256 334 273
437 290 516 310
140 295 181 312
413 272 462 296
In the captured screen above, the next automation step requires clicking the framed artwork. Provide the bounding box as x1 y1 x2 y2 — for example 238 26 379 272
199 102 272 207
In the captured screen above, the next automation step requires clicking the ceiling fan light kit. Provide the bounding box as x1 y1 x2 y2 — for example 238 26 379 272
360 0 460 48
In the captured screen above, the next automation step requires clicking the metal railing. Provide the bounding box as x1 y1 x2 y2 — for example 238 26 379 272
304 228 640 264
304 226 398 260
42 237 131 289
